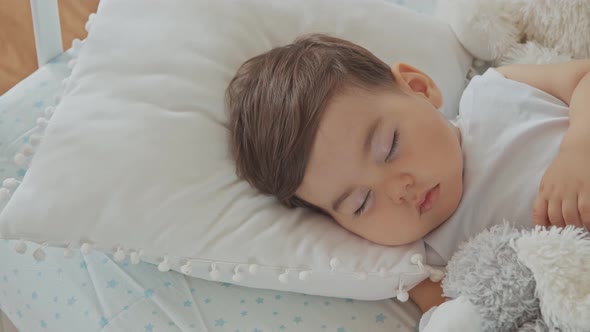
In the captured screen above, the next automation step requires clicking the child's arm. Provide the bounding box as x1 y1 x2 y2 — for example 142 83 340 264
496 59 590 107
408 278 446 313
497 60 590 230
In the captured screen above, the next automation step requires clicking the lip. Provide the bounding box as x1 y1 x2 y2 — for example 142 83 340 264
417 184 440 214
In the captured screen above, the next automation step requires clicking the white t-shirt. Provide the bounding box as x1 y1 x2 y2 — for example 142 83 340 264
423 68 570 266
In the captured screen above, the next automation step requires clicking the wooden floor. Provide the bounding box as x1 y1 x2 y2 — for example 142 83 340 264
0 0 99 95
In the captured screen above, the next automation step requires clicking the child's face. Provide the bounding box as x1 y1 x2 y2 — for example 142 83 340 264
295 63 464 246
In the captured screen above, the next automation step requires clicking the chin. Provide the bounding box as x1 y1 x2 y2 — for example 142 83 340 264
371 235 415 247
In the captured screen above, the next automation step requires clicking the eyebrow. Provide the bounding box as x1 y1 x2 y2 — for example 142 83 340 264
331 117 381 212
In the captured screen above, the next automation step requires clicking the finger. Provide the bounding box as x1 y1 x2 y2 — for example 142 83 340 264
533 196 549 227
579 194 590 231
562 193 582 228
547 198 565 227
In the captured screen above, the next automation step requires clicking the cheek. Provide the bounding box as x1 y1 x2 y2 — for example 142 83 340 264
418 119 457 161
348 200 415 244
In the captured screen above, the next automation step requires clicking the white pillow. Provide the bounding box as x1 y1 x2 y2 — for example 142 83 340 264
0 0 472 300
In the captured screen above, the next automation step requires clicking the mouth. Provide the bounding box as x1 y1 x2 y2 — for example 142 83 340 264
417 184 440 214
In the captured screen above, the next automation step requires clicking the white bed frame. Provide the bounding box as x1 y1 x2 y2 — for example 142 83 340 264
30 0 63 67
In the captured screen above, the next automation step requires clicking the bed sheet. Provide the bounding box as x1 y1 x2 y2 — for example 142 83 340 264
0 2 442 331
0 52 73 188
0 238 421 332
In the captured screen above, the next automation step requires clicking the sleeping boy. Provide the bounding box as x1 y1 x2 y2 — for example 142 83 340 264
225 34 590 313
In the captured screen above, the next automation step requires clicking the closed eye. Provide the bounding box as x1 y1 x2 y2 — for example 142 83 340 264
354 131 398 217
354 190 371 217
385 131 399 162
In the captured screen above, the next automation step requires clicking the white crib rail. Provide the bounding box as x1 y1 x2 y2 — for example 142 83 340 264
30 0 63 67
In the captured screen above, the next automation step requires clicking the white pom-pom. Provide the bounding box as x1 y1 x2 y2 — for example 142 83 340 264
278 270 289 284
356 271 368 280
209 263 221 280
21 144 35 156
80 243 92 255
158 256 170 272
329 257 340 270
410 253 424 265
0 188 11 201
397 290 409 302
429 268 445 282
248 264 259 275
67 59 77 69
36 117 49 128
84 13 96 32
113 247 125 262
14 153 27 167
2 178 20 189
33 247 46 261
410 253 426 272
71 38 82 51
158 262 170 272
130 250 142 264
15 240 27 254
210 269 221 281
44 106 55 118
180 261 192 274
29 135 42 146
298 271 312 281
232 272 244 282
63 247 75 259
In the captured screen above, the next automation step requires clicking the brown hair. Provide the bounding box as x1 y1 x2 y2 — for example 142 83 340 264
226 34 396 209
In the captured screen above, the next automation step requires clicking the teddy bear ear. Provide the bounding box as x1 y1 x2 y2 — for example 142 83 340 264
435 0 521 62
514 226 590 331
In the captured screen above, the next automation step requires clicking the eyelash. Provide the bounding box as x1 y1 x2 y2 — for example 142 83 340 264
385 131 399 162
354 191 371 217
354 131 400 217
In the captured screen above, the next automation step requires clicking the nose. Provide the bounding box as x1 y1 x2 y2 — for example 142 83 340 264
385 173 417 205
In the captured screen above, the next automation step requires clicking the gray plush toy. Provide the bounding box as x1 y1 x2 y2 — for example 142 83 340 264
419 222 590 332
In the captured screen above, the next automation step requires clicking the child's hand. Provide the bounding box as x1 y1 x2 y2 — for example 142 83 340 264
533 143 590 230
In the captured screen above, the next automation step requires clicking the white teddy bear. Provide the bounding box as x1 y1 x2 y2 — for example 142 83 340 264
436 0 590 66
419 223 590 332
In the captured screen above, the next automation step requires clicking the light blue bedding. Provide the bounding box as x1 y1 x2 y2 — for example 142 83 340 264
0 238 420 331
0 52 73 184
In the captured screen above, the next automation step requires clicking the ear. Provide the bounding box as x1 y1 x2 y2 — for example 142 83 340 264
390 62 443 109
